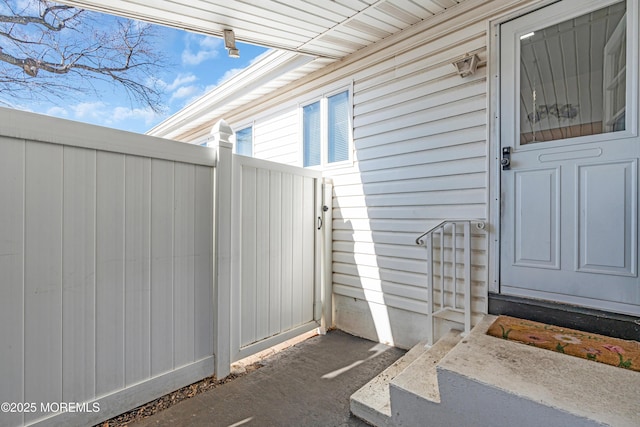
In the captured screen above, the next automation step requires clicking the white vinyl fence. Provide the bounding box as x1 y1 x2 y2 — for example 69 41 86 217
0 108 214 427
0 111 331 427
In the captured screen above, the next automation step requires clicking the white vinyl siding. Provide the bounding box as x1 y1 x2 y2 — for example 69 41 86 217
212 0 545 346
330 17 490 338
253 108 299 165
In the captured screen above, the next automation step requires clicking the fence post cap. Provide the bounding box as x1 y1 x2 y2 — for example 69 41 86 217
210 119 233 146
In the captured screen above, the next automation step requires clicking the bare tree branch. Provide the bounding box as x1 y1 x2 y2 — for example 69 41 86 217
0 0 166 112
0 4 80 31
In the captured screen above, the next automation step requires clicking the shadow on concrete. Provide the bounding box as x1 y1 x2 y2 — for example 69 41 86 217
132 330 405 427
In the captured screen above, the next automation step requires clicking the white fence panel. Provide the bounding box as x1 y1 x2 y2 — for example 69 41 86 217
0 108 215 427
230 155 327 361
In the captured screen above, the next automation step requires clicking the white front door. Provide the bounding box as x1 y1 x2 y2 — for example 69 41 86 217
500 0 640 316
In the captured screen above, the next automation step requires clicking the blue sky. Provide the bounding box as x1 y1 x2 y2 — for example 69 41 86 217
19 11 268 134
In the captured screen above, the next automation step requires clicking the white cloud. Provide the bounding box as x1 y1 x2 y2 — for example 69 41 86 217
71 102 107 119
198 52 267 93
154 73 199 92
165 73 198 91
111 106 158 126
182 49 218 66
65 102 160 131
170 85 200 102
46 106 69 118
216 67 244 84
203 84 218 93
201 36 221 50
181 34 222 66
195 66 245 99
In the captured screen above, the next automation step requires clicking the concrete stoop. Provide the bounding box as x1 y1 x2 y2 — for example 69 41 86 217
350 330 462 426
349 337 433 427
351 315 640 427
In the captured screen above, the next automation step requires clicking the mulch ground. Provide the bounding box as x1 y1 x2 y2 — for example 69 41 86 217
95 362 263 427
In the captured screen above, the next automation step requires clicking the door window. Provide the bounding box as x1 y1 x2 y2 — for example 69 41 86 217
519 2 627 145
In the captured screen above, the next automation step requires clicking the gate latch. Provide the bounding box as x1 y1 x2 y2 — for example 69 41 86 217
318 206 329 230
501 147 511 170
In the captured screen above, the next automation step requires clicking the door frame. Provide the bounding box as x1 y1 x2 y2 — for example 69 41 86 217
487 0 640 299
487 0 559 295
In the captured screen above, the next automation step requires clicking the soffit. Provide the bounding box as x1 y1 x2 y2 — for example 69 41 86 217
56 0 472 139
57 0 468 59
146 50 334 140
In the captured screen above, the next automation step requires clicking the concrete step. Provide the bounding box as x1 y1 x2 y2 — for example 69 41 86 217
389 329 462 407
392 315 640 427
350 339 430 427
350 330 463 426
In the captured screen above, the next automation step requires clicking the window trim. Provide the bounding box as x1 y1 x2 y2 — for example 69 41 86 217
299 83 354 169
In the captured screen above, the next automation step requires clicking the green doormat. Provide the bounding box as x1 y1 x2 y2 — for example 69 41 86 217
487 315 640 372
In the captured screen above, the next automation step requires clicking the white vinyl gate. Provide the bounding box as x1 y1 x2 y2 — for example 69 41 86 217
210 121 332 369
230 155 328 361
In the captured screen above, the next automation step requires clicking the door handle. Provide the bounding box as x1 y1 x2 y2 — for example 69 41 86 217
501 147 511 170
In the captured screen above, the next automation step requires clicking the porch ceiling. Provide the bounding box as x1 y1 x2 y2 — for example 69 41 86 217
56 0 468 59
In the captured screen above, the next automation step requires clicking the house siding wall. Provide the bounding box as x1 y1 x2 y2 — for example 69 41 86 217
223 0 537 348
253 107 299 164
330 19 490 347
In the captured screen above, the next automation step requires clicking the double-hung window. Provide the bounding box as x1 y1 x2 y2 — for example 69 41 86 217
302 89 351 167
235 125 253 157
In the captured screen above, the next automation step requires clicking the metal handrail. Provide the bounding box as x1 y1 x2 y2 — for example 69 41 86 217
416 219 486 345
416 220 485 246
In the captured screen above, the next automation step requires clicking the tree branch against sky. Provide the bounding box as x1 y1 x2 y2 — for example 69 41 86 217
0 0 268 134
0 0 166 112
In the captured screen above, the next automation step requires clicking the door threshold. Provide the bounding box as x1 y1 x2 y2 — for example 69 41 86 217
488 293 640 341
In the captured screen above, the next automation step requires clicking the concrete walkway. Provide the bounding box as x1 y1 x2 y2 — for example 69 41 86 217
133 330 405 427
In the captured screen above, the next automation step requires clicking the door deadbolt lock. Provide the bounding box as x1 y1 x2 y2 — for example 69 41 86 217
501 147 511 170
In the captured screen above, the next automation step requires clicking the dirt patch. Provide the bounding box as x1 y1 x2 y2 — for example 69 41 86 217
95 362 262 427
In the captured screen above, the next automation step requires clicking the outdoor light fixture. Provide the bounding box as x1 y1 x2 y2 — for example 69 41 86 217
452 53 479 78
224 29 240 58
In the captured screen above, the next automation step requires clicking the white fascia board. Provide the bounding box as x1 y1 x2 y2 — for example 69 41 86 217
147 50 317 139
